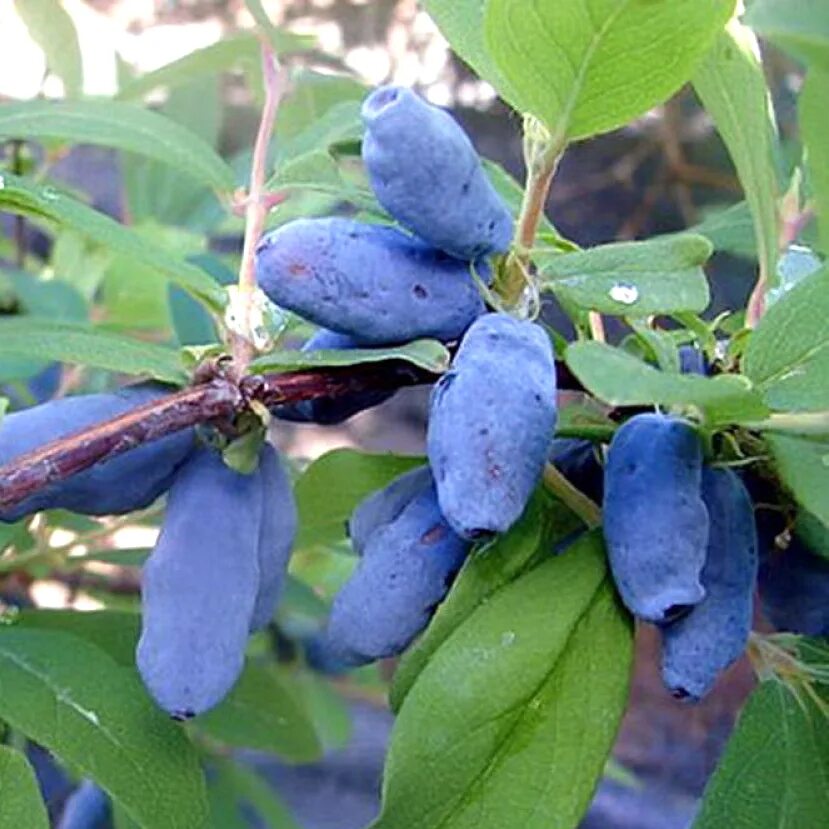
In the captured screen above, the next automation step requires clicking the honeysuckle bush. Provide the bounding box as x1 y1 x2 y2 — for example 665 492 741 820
0 0 827 827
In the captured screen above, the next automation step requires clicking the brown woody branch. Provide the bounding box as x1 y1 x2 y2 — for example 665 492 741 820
0 361 439 514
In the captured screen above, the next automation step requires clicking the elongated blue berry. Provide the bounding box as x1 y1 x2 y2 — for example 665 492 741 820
427 313 557 539
322 482 469 665
603 413 709 623
274 328 396 424
362 85 513 260
250 443 298 631
137 448 262 719
661 468 757 701
348 464 432 556
0 383 194 523
255 218 485 346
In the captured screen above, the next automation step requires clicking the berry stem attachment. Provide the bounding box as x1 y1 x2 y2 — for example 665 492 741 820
500 117 565 307
542 461 602 529
232 41 289 375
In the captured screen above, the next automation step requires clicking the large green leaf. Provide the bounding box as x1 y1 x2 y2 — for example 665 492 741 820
0 628 208 829
743 264 829 410
566 341 769 424
0 100 234 192
391 489 583 711
538 235 712 315
693 18 780 290
195 664 322 762
251 339 450 375
0 318 188 384
421 1 523 109
745 0 829 70
483 0 735 141
801 69 829 256
767 434 829 528
0 745 49 829
295 449 426 550
15 609 141 667
374 533 633 829
693 681 829 828
0 174 226 308
14 0 83 97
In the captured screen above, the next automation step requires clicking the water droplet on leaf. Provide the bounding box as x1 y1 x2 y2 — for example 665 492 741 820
609 282 639 305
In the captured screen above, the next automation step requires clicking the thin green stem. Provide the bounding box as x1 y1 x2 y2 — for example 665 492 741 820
543 462 602 529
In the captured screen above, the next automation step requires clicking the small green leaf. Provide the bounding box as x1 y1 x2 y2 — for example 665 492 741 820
743 264 829 410
195 664 322 762
14 0 83 97
484 0 736 141
693 19 780 291
219 762 301 829
690 201 758 260
693 681 829 829
0 745 49 829
0 318 188 384
745 0 829 71
251 338 450 375
0 174 226 309
0 100 234 192
0 628 209 829
391 489 582 711
767 433 829 528
538 235 712 315
566 341 769 424
421 1 523 109
801 69 829 256
375 533 633 829
295 449 425 550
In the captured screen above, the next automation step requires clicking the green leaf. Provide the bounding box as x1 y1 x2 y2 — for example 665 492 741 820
538 235 712 315
118 34 258 100
0 318 188 384
295 449 425 550
2 268 87 321
421 0 523 109
0 627 208 829
693 18 780 291
0 100 234 192
692 681 829 829
767 434 829 528
566 341 769 424
390 489 583 711
251 338 450 375
0 174 225 308
374 533 633 829
279 99 364 162
0 745 50 829
220 762 301 829
195 663 322 762
14 0 83 97
690 201 758 259
291 671 353 751
801 69 829 256
15 609 141 667
266 149 377 210
745 0 829 71
743 264 829 410
483 0 735 142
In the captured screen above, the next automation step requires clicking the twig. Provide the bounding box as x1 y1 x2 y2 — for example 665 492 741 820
0 361 439 514
499 119 565 306
542 462 602 529
231 42 289 375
